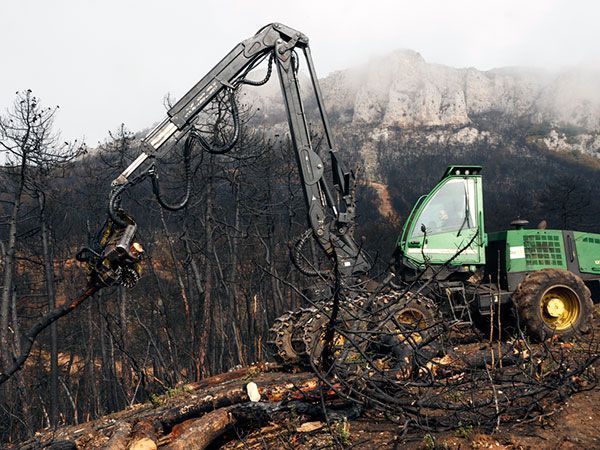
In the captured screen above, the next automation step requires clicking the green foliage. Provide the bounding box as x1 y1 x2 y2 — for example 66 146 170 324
454 422 474 439
149 385 191 406
446 390 465 402
149 394 163 407
333 418 352 447
422 433 436 450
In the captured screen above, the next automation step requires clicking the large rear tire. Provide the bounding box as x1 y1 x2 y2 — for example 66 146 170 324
513 269 593 341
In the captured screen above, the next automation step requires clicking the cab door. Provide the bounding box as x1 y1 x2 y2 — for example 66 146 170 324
403 177 485 267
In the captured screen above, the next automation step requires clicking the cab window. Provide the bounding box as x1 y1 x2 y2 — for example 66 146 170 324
411 178 476 238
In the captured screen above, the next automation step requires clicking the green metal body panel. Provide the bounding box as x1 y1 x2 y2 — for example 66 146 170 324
487 230 567 273
573 232 600 274
398 166 486 269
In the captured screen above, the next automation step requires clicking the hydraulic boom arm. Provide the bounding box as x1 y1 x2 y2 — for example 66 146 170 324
85 23 370 288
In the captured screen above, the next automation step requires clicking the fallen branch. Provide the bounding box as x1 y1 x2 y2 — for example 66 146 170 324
0 283 100 385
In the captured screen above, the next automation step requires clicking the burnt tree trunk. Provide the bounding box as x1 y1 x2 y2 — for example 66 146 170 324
0 176 23 368
38 193 59 427
198 162 214 379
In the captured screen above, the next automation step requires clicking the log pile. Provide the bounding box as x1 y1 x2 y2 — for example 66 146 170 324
15 363 344 450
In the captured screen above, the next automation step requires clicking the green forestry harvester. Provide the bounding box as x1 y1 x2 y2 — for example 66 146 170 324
269 165 599 367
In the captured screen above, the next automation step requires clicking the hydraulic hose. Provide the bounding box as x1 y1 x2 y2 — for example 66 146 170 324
149 133 193 211
290 228 329 277
237 53 274 87
110 52 274 224
108 168 150 227
196 52 273 155
108 182 131 228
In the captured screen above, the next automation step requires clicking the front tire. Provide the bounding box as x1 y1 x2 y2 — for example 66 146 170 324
513 269 593 341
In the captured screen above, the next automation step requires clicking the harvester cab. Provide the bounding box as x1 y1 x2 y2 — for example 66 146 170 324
396 165 486 279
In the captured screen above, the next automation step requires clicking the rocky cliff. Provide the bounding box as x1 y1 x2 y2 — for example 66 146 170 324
242 50 600 178
322 50 600 130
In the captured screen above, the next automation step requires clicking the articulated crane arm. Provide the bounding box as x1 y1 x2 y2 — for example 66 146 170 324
78 23 371 289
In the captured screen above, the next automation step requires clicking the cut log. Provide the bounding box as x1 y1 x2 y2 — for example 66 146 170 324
260 376 340 402
16 369 337 450
164 408 235 450
128 419 158 450
187 363 281 390
128 438 156 450
101 421 132 450
158 372 320 430
161 397 360 449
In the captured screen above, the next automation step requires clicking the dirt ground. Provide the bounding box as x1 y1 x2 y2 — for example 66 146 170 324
216 385 599 450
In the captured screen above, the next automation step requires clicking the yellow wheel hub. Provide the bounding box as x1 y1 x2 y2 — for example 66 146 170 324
546 298 565 317
540 286 580 331
391 309 427 343
397 310 426 328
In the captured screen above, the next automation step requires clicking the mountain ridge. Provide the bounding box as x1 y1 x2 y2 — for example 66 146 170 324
242 49 600 169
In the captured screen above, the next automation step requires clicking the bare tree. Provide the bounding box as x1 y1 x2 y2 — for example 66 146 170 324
0 90 60 368
0 90 84 429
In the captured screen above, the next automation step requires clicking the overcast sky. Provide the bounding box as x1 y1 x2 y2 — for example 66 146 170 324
1 0 598 146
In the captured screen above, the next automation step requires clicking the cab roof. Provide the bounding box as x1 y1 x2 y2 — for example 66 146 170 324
442 165 483 180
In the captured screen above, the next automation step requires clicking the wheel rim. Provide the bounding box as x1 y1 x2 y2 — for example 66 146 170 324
539 285 581 331
389 307 428 343
396 309 427 328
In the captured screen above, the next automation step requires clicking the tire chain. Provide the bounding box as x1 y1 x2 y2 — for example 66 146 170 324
268 289 440 373
267 307 317 367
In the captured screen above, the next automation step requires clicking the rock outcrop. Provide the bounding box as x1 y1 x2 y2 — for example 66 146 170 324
320 50 600 133
242 50 600 170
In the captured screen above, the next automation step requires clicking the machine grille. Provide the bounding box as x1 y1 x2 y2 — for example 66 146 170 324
524 234 563 268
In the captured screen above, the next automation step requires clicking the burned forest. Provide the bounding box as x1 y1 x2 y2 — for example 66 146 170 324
1 22 600 450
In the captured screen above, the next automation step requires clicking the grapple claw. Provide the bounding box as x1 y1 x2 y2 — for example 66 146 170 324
78 211 144 288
